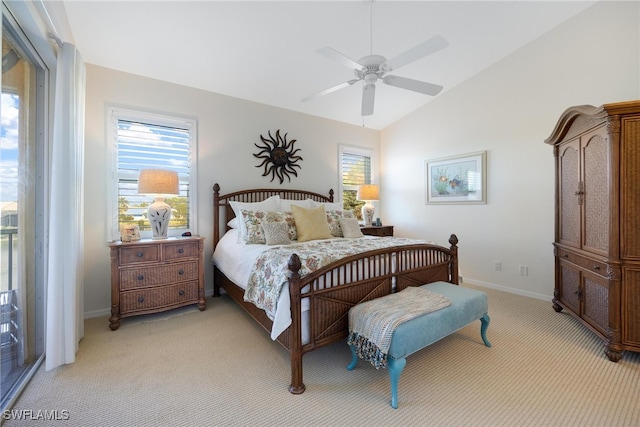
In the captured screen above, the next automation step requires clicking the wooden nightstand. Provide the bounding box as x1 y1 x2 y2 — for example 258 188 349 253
360 225 394 237
108 236 206 330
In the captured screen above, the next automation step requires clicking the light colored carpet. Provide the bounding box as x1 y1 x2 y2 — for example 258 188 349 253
4 285 640 426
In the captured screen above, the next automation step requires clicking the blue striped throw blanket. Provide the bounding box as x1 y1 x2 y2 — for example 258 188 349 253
348 287 452 369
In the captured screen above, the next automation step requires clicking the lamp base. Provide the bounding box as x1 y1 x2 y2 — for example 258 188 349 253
147 198 172 239
361 202 375 227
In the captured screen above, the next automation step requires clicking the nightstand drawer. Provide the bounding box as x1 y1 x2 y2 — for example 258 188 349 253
120 261 199 290
164 241 199 260
120 245 160 265
120 281 199 314
361 225 394 237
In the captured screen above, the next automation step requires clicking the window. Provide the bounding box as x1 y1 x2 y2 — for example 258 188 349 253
339 146 374 220
108 107 197 240
1 10 47 410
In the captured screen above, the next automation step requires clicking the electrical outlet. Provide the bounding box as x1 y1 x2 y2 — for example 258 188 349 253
494 261 502 271
520 265 529 276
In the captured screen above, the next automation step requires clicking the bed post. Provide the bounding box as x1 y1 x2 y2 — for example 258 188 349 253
449 234 459 285
287 254 306 394
213 184 221 297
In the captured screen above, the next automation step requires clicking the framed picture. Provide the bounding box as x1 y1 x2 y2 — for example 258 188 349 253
425 151 487 204
120 223 141 242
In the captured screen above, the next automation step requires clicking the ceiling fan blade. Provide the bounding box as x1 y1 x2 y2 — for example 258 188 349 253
316 47 363 70
361 84 376 116
382 35 449 72
383 75 443 96
301 79 360 103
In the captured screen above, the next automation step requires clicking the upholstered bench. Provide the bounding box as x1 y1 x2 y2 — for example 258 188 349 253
347 281 491 409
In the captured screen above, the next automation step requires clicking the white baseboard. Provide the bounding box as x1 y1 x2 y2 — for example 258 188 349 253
462 278 552 301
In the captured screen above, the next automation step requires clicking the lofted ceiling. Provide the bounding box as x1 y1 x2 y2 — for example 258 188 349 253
59 1 596 130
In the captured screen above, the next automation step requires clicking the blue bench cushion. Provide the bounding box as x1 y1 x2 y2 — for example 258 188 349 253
387 281 488 360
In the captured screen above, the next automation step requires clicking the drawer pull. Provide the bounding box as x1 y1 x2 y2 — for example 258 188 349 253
594 265 601 270
178 269 184 275
138 296 144 303
137 252 144 258
137 274 144 281
178 248 184 254
179 290 185 296
563 254 569 258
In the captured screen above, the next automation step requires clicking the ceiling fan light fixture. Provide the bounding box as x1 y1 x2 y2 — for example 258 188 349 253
302 4 448 116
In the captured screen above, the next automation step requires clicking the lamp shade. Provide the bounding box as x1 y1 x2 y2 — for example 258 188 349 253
356 184 380 201
137 169 179 195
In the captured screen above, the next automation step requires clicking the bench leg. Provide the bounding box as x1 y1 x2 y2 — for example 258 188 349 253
480 314 492 347
388 357 406 409
347 345 359 371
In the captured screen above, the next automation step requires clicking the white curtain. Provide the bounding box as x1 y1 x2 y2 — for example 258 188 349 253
46 43 86 371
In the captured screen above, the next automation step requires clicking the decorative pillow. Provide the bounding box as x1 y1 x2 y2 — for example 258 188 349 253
325 210 345 237
324 210 357 237
241 210 297 244
339 217 364 238
291 205 333 242
261 221 291 245
230 195 280 242
279 198 311 211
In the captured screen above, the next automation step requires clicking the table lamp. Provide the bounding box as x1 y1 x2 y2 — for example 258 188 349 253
357 184 380 226
138 169 179 239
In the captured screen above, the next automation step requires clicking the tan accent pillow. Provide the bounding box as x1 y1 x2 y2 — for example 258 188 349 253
291 205 333 242
339 217 364 238
261 221 291 245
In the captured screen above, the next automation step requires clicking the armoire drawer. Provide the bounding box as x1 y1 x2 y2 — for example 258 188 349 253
557 248 608 277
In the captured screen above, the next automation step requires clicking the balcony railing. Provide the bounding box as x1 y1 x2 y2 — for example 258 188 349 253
1 228 18 291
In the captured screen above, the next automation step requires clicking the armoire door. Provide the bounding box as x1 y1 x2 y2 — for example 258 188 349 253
581 127 609 256
558 140 581 249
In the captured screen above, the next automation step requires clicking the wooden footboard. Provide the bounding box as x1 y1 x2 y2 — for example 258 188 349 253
285 235 458 393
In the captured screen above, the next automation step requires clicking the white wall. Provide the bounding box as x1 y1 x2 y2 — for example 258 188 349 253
83 65 379 317
380 1 640 299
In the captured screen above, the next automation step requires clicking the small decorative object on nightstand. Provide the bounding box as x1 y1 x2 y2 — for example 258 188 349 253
360 225 394 237
108 236 205 330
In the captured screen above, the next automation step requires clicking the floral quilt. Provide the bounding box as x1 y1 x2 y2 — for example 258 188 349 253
243 237 429 320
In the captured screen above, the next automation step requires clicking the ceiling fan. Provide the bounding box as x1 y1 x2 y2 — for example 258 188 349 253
301 4 448 117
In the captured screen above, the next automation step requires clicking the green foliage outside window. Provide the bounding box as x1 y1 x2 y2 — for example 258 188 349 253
343 190 364 220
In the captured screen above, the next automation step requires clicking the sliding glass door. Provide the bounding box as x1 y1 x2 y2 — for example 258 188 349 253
1 13 46 410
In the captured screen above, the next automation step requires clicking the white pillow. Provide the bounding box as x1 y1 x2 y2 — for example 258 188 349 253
230 195 280 242
307 199 344 211
278 198 311 211
227 218 239 229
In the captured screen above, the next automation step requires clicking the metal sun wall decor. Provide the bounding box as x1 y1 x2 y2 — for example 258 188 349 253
253 129 303 183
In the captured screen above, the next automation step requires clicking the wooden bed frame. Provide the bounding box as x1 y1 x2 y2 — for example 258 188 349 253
212 183 459 394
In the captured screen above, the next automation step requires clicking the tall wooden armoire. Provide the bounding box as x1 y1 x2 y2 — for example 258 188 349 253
545 100 640 361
